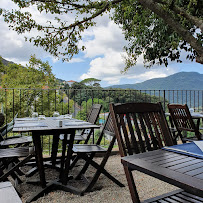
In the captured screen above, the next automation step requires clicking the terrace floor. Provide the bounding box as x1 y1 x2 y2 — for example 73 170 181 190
16 154 178 203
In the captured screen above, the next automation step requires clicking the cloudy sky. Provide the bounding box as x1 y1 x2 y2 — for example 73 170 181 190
0 0 203 87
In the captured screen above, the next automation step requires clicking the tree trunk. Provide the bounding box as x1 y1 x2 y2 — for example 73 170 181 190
137 0 203 64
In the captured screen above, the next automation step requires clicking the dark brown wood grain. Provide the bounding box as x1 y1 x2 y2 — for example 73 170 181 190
122 150 203 197
110 102 203 203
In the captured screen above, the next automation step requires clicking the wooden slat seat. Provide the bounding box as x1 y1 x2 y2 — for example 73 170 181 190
0 181 22 203
0 136 32 147
0 147 34 182
143 189 203 203
72 144 106 153
0 147 33 158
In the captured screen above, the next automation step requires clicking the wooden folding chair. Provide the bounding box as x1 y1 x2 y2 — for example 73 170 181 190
0 114 32 148
0 146 34 187
70 113 124 194
168 103 203 143
110 102 202 203
60 104 102 143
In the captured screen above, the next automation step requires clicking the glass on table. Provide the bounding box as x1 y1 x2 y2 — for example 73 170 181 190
64 114 72 119
189 108 194 114
53 111 60 117
38 115 46 120
32 112 38 118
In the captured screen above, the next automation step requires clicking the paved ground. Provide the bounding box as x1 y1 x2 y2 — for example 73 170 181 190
17 155 178 203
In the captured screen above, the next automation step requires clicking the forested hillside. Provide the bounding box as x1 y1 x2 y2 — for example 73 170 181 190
107 72 203 90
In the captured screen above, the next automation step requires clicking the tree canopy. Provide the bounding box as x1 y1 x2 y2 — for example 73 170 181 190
1 0 202 69
0 55 56 88
80 78 101 86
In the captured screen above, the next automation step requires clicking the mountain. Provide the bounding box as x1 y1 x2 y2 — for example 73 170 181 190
1 57 14 66
107 72 203 90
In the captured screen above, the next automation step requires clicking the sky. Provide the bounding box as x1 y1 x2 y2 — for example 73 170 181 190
0 0 203 87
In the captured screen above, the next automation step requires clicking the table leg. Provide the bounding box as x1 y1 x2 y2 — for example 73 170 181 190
63 129 75 185
59 133 67 180
32 132 46 188
51 134 60 167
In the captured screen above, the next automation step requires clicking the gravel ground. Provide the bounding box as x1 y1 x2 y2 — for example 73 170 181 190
17 155 178 203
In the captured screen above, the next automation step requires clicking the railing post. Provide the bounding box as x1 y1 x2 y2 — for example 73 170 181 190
163 90 166 111
13 89 15 122
5 89 7 138
55 89 57 112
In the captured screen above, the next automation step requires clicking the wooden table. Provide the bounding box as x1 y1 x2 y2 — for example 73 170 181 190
122 149 203 197
13 117 99 202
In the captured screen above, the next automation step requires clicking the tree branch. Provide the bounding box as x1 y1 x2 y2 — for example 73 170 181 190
49 0 122 31
171 6 203 32
153 0 203 32
138 0 203 64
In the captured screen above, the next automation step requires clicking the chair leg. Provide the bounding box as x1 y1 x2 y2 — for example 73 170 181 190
11 172 23 184
13 158 25 176
80 156 124 188
123 166 141 203
178 132 186 143
82 162 124 194
195 131 202 140
75 154 94 180
0 155 33 182
69 155 80 170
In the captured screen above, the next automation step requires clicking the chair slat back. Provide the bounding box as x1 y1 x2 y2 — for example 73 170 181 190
87 104 102 124
96 113 115 145
110 102 174 157
80 104 102 144
168 104 197 132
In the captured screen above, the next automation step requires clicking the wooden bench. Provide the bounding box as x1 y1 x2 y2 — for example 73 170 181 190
0 181 22 203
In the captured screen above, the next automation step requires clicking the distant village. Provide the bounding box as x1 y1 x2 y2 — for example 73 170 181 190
62 80 77 87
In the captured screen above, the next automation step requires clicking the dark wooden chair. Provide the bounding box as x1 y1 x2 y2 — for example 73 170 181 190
0 114 32 148
0 146 34 187
110 102 202 203
60 104 102 143
70 113 124 194
168 103 203 143
0 181 22 203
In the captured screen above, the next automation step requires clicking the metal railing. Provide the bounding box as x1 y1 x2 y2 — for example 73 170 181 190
1 88 203 154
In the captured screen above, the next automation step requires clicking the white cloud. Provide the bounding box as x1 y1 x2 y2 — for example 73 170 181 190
0 1 197 87
79 15 179 85
80 16 126 58
68 58 85 63
80 47 178 85
0 0 81 65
